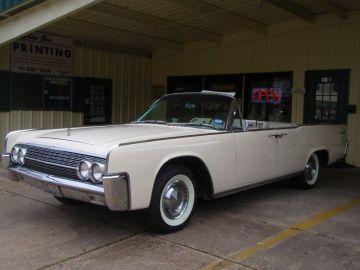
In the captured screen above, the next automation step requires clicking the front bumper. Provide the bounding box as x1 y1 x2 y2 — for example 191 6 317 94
1 154 18 180
0 154 129 211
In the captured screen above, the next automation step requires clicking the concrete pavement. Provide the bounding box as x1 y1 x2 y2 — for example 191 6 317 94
0 167 359 270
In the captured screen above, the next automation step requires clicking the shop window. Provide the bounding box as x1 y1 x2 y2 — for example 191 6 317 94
12 72 43 110
204 74 242 94
0 70 11 111
10 72 72 111
243 72 293 122
167 76 202 93
43 76 72 110
1 71 111 125
314 80 338 122
167 72 292 123
304 70 349 124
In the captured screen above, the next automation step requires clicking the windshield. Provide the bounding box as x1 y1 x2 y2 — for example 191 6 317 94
136 94 233 130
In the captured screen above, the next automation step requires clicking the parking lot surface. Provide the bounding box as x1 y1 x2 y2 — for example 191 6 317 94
0 167 359 270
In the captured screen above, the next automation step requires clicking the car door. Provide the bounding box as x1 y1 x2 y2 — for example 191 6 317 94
228 103 278 187
276 128 305 177
233 125 278 186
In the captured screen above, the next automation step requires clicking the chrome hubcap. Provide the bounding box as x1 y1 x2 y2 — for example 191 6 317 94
162 179 189 220
305 156 317 183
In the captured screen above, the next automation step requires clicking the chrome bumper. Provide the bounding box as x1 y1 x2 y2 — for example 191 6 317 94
1 155 129 211
1 154 18 181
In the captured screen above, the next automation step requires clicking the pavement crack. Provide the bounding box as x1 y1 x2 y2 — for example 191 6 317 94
149 234 258 270
36 233 138 270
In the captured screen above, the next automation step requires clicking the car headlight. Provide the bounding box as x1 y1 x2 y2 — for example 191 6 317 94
18 148 27 165
77 160 92 180
90 163 105 183
11 147 19 163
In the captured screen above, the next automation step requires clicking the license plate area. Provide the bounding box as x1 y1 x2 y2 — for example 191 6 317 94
41 182 62 196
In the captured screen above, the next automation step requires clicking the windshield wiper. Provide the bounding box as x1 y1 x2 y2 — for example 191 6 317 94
133 120 168 125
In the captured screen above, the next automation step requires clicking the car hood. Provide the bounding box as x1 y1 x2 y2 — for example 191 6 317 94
32 124 215 147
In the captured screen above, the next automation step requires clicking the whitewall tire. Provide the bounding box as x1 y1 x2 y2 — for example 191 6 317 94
294 152 320 189
148 164 197 233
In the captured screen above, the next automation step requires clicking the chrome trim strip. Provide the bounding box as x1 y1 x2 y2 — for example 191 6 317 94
213 171 303 198
161 91 236 99
117 131 228 147
103 175 120 179
201 90 235 98
25 157 77 170
9 166 104 194
1 153 10 168
226 98 244 131
225 98 236 131
242 126 299 132
18 142 107 159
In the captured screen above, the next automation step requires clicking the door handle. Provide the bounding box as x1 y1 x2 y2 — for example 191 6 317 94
268 133 287 139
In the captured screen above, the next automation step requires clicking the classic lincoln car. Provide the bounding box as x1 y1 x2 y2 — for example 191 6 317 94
1 91 348 232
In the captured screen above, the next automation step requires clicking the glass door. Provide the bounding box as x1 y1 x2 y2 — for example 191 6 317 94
83 78 112 125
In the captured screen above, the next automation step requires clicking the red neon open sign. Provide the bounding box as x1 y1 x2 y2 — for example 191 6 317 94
251 88 281 104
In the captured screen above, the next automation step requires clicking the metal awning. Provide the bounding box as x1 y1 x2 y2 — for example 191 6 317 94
0 0 46 20
0 0 359 52
0 0 100 45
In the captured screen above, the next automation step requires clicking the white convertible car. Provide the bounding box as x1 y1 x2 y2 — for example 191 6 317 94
1 91 348 232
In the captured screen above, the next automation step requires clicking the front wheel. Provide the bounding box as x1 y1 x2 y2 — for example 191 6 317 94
294 153 320 189
148 164 197 233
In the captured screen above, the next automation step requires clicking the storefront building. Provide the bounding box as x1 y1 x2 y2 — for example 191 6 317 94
152 14 360 167
0 0 360 166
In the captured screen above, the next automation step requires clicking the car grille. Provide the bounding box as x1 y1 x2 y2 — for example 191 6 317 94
15 144 106 182
25 158 79 180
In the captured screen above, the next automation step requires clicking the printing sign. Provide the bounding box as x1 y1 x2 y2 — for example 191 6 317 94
252 88 282 104
11 32 73 76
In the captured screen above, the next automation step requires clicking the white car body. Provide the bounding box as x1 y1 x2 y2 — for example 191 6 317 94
1 91 348 230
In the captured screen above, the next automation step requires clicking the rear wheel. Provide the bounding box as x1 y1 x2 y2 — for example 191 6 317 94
148 164 197 233
294 153 320 189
